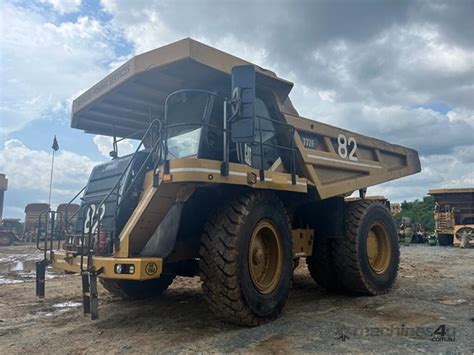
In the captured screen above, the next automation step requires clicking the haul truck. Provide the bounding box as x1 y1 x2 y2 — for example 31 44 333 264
24 203 50 242
429 188 474 247
36 38 420 325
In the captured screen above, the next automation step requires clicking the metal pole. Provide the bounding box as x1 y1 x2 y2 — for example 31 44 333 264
258 117 264 181
48 150 55 209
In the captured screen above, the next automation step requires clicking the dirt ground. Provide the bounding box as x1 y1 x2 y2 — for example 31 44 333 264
0 243 473 354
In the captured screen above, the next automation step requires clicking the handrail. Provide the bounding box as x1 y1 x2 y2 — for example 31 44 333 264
63 184 86 237
95 119 161 213
76 119 162 272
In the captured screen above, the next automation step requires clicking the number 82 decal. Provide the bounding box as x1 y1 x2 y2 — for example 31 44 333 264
337 134 358 161
84 204 106 234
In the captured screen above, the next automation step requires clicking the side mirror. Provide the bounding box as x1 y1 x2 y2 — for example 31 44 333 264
230 65 256 143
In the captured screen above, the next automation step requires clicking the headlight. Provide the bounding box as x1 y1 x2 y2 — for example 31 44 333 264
114 264 135 274
115 264 122 274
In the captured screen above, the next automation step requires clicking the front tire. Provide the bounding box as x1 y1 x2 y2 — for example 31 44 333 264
333 200 400 295
199 191 293 326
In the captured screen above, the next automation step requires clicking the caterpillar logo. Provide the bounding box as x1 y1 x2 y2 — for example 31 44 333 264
145 262 158 276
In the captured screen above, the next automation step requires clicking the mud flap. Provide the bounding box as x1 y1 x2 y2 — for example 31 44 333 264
140 203 184 258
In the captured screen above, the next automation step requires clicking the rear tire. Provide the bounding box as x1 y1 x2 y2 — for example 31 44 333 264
100 275 175 299
199 191 293 326
437 234 453 246
306 238 344 292
333 200 400 295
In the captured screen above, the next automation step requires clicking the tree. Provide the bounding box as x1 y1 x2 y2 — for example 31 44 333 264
394 196 435 232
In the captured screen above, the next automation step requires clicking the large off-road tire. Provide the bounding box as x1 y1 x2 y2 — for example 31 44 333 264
306 238 344 292
437 234 453 246
99 275 175 300
199 191 293 326
333 200 400 295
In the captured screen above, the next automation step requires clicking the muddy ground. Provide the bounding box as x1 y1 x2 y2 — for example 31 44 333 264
0 243 473 354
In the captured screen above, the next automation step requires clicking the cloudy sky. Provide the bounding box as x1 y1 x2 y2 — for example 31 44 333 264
1 0 473 219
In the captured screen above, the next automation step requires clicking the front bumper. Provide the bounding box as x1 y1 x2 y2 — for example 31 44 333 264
51 251 163 280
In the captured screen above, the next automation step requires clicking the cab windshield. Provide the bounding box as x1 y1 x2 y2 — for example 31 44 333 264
166 91 211 159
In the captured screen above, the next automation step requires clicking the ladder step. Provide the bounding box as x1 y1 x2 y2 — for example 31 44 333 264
81 272 99 320
36 260 47 298
89 273 99 320
81 273 90 315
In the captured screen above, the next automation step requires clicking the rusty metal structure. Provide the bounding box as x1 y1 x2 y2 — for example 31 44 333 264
56 203 80 236
23 203 50 242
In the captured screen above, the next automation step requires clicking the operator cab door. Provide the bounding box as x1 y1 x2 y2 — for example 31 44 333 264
166 91 217 160
199 95 224 160
235 93 286 171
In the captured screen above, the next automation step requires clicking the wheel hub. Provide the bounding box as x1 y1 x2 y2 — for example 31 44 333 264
252 248 264 265
366 222 391 274
248 220 283 294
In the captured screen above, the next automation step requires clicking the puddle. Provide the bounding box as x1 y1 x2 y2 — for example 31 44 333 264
53 302 82 308
0 277 23 285
0 251 64 284
0 259 38 273
32 302 82 318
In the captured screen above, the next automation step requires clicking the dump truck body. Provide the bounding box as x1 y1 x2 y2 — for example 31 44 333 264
23 203 49 242
40 38 421 324
56 203 80 234
428 188 474 247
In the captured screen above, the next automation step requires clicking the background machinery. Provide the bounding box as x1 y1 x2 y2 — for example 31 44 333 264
23 203 50 242
429 188 474 247
0 218 22 246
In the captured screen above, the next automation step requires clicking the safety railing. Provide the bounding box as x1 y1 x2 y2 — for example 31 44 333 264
78 118 164 272
162 89 297 184
35 210 61 298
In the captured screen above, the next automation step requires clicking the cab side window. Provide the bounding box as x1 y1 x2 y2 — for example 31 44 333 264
253 97 280 170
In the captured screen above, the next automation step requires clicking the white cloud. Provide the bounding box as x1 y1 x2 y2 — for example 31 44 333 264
0 139 98 197
100 0 176 53
93 135 135 158
42 0 82 14
368 149 474 203
0 2 117 134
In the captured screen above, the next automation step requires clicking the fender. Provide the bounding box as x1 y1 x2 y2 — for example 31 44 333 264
140 203 184 258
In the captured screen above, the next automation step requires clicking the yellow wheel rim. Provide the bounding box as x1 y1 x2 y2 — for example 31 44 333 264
366 222 391 274
248 220 283 294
